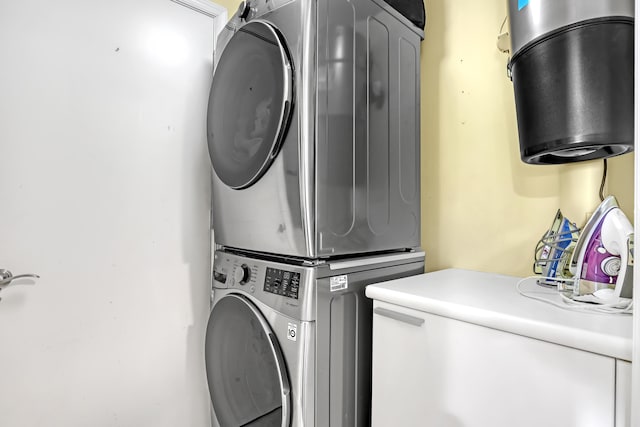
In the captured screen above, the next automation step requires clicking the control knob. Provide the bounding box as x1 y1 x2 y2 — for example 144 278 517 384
238 1 251 20
601 256 621 277
234 264 251 285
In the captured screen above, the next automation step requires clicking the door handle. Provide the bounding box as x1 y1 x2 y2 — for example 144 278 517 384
0 269 40 300
374 306 425 327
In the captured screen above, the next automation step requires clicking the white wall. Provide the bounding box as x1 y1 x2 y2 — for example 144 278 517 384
0 1 221 425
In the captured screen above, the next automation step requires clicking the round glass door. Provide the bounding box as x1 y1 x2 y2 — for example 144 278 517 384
205 294 291 427
207 21 294 189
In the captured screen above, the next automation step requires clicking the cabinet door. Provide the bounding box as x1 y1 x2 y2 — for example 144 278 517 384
371 301 616 427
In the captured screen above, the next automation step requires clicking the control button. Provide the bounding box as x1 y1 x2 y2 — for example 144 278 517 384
601 257 621 276
234 264 251 285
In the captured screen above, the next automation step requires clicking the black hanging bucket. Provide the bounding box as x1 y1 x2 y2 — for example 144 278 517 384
507 0 634 164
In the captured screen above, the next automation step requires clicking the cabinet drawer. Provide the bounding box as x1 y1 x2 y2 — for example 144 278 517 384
371 301 616 427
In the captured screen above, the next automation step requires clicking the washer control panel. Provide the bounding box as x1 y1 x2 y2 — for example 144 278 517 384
212 255 258 290
212 250 314 320
264 267 300 300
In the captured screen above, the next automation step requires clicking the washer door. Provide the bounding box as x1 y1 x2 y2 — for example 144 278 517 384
207 21 294 190
205 294 291 427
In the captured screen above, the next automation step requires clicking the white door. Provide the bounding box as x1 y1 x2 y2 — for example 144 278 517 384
0 1 223 426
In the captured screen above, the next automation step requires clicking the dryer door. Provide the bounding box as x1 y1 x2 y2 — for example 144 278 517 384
205 293 291 427
207 21 294 190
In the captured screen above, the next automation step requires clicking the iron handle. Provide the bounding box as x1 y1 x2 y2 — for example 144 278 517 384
374 307 425 327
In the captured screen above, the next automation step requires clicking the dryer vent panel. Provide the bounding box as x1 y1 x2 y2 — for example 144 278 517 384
316 0 422 256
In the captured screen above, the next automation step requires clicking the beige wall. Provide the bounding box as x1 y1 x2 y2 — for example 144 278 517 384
421 0 633 276
214 0 239 15
213 0 634 277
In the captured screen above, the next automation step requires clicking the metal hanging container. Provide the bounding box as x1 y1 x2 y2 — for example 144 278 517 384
507 0 634 164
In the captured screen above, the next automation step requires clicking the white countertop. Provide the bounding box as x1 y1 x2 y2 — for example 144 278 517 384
365 268 633 361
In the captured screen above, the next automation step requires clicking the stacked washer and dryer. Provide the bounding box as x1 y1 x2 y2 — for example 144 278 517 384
204 0 425 425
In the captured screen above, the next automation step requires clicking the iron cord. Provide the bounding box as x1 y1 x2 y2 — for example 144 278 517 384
516 276 633 314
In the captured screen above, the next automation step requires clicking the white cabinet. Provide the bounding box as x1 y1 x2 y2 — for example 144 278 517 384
616 360 632 427
366 269 633 427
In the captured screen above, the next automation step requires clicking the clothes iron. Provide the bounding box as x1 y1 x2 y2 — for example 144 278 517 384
570 196 634 305
534 210 579 287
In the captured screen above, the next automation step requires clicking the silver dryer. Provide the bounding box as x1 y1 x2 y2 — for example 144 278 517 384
207 0 424 259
